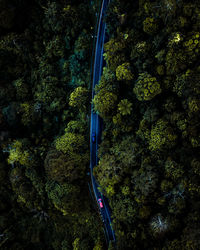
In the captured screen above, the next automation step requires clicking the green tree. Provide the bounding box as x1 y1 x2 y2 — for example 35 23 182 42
116 62 134 81
7 140 31 167
164 158 184 181
55 131 86 154
143 17 159 35
45 180 80 215
69 87 89 111
69 53 90 87
93 153 120 196
133 73 162 101
20 102 36 126
43 1 65 33
44 149 86 184
65 120 86 134
110 193 138 223
92 89 118 119
187 96 200 113
45 35 65 58
93 240 104 250
117 99 132 115
149 119 177 151
13 78 29 100
136 118 151 141
165 48 187 75
110 135 140 169
34 76 65 112
9 167 41 209
74 30 91 60
101 66 116 83
131 165 158 202
104 34 126 71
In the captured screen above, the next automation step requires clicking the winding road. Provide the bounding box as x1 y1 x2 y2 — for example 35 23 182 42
90 0 116 246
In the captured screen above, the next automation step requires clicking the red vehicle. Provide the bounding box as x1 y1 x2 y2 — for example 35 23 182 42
98 198 103 208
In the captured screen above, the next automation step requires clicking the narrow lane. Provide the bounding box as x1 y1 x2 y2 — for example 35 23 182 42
90 0 116 245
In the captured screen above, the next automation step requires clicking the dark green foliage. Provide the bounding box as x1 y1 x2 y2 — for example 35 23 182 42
34 76 65 113
149 119 177 151
133 72 162 101
44 149 87 184
69 53 90 86
111 193 138 223
143 17 159 35
0 0 15 29
1 0 200 249
131 164 159 203
95 0 200 249
45 180 80 215
0 0 105 249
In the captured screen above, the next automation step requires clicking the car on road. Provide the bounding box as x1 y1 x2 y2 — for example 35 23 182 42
92 132 96 143
98 198 103 208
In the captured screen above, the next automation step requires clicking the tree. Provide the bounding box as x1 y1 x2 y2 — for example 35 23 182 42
69 53 90 87
148 119 177 151
74 30 91 60
45 180 80 215
104 34 126 71
133 72 162 101
92 89 118 119
69 86 89 111
93 153 120 196
117 99 132 115
9 166 41 209
13 78 29 101
43 1 65 33
55 131 86 155
7 140 32 167
65 120 86 134
149 214 169 238
44 149 86 184
164 158 184 181
116 62 134 81
20 102 38 127
110 135 140 169
45 35 65 58
143 17 159 35
131 165 158 203
165 48 186 75
110 193 138 223
34 76 65 112
181 222 200 250
100 66 116 84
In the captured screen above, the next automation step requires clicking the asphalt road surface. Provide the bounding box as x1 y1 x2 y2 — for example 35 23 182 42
90 0 116 245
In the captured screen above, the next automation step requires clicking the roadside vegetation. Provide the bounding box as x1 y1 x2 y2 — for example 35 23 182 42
1 0 200 249
93 0 200 249
0 0 106 249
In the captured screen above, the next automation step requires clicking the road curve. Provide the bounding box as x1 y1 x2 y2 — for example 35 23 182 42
90 0 116 245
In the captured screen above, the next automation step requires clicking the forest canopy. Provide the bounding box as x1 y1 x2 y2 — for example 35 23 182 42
0 0 200 249
0 0 106 249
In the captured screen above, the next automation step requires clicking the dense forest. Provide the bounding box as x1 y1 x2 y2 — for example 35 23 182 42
0 0 200 249
93 0 200 249
0 0 106 249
